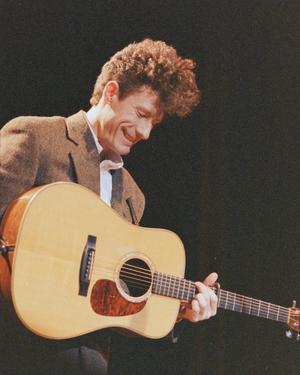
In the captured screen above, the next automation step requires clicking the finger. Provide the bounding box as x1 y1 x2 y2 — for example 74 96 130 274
195 293 211 320
203 272 218 286
195 281 211 297
195 292 208 311
210 290 218 315
194 286 218 317
191 299 201 322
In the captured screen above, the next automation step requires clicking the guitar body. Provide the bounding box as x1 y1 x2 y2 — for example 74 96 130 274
0 182 185 339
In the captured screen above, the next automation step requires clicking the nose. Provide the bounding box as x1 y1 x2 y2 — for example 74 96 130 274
136 119 152 140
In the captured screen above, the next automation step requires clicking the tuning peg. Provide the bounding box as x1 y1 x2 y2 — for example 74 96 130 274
286 330 300 341
286 329 294 339
292 300 297 308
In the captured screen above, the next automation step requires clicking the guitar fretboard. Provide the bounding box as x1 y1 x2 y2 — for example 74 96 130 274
152 272 289 324
152 272 195 301
215 289 289 323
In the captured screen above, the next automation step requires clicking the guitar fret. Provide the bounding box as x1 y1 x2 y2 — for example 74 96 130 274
164 274 168 295
276 306 280 321
187 281 193 302
158 273 162 295
181 279 186 300
156 273 160 295
166 275 170 296
251 299 257 315
173 278 177 298
232 293 236 311
224 291 229 309
170 276 175 298
185 280 190 301
185 280 189 302
169 276 173 296
239 295 245 312
162 274 166 295
175 278 180 299
261 301 270 319
240 295 245 312
187 281 194 302
186 281 190 302
192 282 196 301
257 300 261 316
157 274 161 295
228 292 234 310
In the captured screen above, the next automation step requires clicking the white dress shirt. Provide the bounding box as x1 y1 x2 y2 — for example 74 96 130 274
85 111 123 206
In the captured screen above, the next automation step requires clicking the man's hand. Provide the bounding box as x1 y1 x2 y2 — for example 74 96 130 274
179 272 218 322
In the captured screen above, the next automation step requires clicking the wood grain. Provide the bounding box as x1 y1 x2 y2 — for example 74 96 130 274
0 182 184 339
91 279 146 316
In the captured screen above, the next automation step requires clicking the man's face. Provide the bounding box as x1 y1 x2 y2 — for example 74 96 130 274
97 86 163 155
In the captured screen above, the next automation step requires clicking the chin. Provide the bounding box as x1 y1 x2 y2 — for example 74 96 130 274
116 144 132 155
119 148 131 156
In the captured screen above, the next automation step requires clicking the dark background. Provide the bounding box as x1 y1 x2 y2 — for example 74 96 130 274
1 0 299 374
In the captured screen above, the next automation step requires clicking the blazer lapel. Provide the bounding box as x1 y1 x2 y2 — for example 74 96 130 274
110 169 122 209
65 111 100 196
111 169 137 223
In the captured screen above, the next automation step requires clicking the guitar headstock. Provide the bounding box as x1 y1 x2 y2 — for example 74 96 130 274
287 301 300 341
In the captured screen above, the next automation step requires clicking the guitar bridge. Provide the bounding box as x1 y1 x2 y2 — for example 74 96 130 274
79 235 96 296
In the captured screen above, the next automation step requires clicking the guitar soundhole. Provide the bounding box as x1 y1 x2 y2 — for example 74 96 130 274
119 258 152 298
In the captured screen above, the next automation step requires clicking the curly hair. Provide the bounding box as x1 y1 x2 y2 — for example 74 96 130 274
90 39 201 117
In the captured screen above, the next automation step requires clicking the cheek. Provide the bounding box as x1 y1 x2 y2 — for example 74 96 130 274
103 118 118 136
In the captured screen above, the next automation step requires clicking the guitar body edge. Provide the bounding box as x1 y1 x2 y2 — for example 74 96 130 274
2 182 185 340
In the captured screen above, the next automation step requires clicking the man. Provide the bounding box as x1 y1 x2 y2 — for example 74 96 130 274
0 39 218 374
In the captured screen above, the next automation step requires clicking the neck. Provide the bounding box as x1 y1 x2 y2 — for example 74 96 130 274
86 106 101 133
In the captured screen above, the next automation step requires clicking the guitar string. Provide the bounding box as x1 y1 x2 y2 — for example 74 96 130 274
93 261 153 276
118 268 152 281
93 274 295 323
91 279 295 324
125 278 290 320
91 262 291 316
93 262 288 312
121 278 295 323
98 263 291 319
89 269 292 321
93 260 289 316
89 256 294 320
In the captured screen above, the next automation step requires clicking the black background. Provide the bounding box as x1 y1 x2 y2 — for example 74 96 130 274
1 1 299 374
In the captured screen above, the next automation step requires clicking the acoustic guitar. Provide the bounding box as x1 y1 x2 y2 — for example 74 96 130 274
0 182 299 340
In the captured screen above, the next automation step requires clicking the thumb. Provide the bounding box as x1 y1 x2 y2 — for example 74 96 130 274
203 272 218 286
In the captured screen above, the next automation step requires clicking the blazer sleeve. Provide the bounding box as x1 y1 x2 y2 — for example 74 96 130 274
0 117 40 219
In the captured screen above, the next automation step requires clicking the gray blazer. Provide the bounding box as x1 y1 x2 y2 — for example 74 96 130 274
0 111 182 350
0 111 145 223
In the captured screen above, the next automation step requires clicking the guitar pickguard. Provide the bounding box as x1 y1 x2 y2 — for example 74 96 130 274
90 279 146 316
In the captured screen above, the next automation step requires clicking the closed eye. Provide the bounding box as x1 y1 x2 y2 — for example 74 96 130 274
136 110 146 119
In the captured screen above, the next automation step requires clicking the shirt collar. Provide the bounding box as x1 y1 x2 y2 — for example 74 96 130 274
84 110 123 171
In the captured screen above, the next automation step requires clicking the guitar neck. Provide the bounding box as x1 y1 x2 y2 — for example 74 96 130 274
215 288 289 324
152 272 289 324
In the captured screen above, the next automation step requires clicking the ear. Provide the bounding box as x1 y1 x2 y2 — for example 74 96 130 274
103 81 119 104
